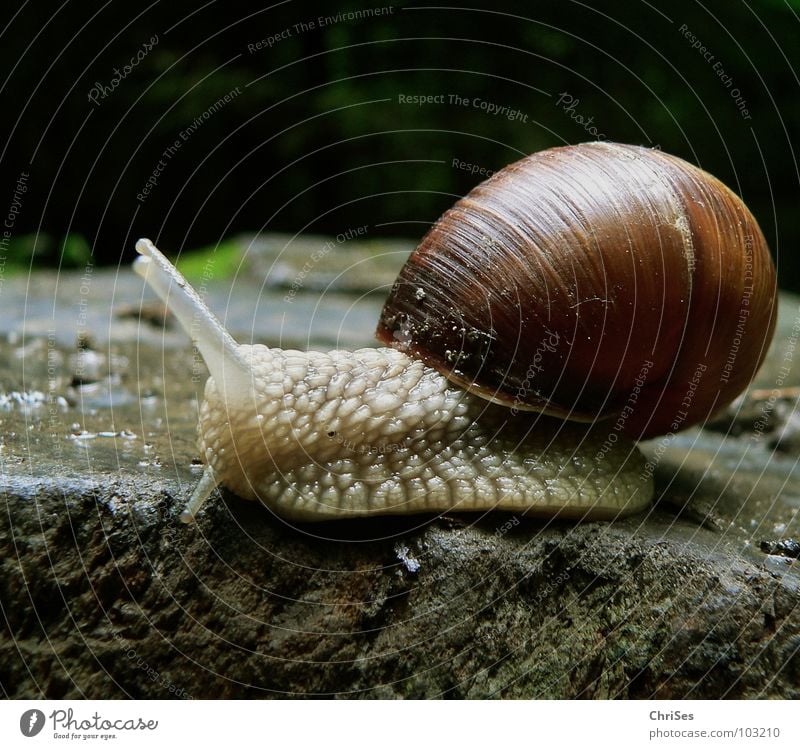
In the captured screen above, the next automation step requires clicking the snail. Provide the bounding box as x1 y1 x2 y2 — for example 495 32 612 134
132 141 777 524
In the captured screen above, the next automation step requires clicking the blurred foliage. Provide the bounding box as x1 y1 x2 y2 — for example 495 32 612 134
2 234 47 270
3 233 91 270
175 240 242 282
0 0 798 288
60 234 92 268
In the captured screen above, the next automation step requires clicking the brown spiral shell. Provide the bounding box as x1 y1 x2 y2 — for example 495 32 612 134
376 142 777 439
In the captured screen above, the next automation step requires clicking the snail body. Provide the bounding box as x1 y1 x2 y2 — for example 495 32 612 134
133 142 776 523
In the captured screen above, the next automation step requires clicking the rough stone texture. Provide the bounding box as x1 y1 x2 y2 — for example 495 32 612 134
1 241 799 699
1 473 798 699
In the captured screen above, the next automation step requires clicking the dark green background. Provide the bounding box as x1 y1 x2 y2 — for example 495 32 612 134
1 1 798 286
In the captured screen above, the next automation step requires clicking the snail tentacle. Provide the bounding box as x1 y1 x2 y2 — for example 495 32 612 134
181 465 219 524
134 238 249 391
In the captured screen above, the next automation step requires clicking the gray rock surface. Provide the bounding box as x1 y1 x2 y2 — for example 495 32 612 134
1 235 799 698
2 478 798 698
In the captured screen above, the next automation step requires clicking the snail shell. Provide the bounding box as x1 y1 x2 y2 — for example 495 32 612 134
132 142 775 523
377 142 777 438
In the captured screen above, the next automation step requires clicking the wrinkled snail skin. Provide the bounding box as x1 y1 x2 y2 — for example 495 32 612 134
133 239 651 523
132 141 776 523
196 349 651 521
